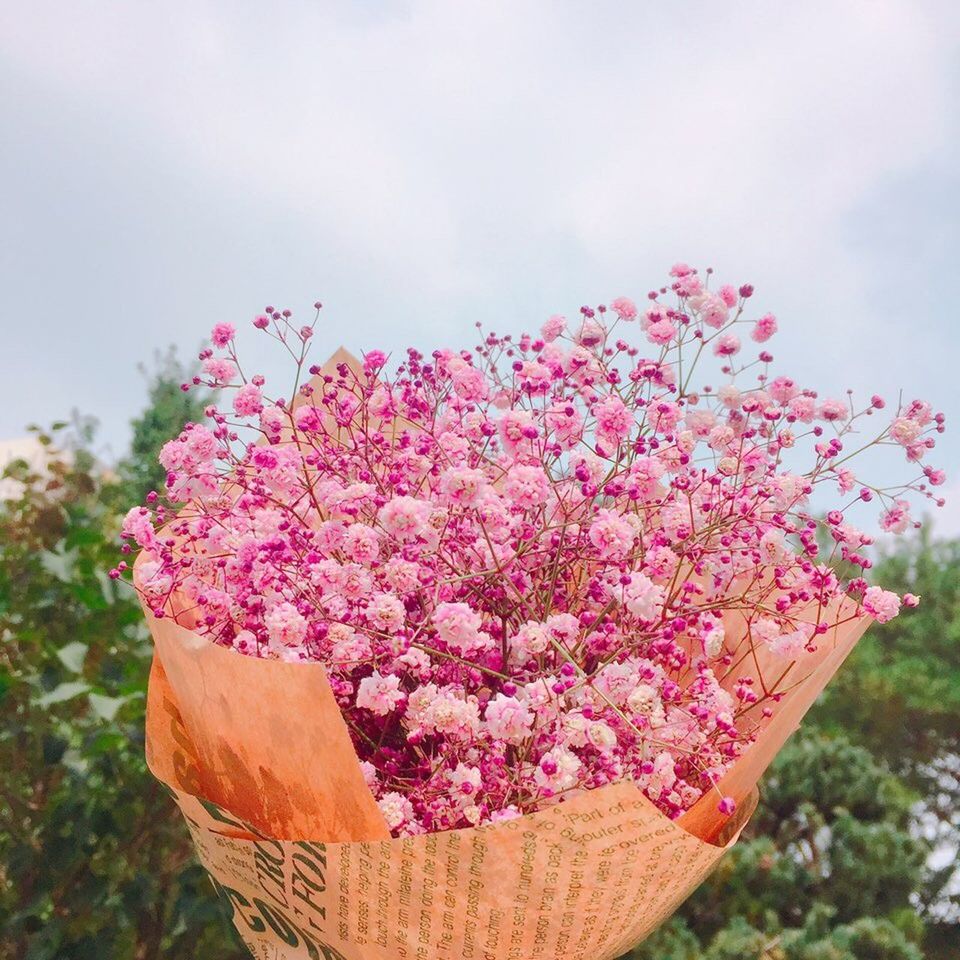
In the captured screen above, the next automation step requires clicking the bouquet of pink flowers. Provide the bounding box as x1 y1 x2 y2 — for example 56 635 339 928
123 264 945 959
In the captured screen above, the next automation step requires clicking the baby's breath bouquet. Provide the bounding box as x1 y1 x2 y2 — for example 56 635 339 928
122 264 945 959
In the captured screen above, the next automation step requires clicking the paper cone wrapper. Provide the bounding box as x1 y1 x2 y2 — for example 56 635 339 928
142 588 869 960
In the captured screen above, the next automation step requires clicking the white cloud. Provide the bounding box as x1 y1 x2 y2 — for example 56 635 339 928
3 2 954 298
1 0 958 477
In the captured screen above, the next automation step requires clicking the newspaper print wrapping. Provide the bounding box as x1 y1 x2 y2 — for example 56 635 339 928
143 593 869 960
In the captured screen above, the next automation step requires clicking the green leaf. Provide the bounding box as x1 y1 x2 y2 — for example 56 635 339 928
42 733 68 764
63 526 104 549
56 641 89 673
68 581 110 611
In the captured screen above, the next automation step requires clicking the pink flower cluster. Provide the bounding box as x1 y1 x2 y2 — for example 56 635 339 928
119 269 946 837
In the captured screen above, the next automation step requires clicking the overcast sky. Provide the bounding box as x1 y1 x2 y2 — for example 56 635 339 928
2 1 958 531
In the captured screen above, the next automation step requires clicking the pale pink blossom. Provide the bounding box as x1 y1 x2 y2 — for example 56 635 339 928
880 499 911 534
434 602 488 655
357 671 405 715
448 357 488 401
769 376 799 404
378 792 415 830
622 572 665 621
294 404 324 432
202 357 236 384
184 425 218 462
343 524 381 563
819 398 848 422
576 318 605 347
379 496 432 542
540 314 565 342
609 296 638 320
545 402 583 447
713 333 741 357
484 694 534 743
503 465 551 509
210 322 236 347
509 621 551 663
646 317 677 345
589 509 636 559
233 383 263 417
863 586 901 623
593 395 633 444
439 466 488 506
264 602 308 648
367 593 406 631
751 313 777 342
890 416 922 446
698 293 729 329
534 746 581 792
718 284 739 307
788 395 817 423
717 384 741 409
122 507 158 549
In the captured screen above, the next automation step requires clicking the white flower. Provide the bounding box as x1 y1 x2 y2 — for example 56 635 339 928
378 792 414 830
587 721 618 752
534 746 582 792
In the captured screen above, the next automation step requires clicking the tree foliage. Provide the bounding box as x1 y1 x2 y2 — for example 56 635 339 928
0 432 238 956
628 732 928 960
115 347 212 506
816 532 960 925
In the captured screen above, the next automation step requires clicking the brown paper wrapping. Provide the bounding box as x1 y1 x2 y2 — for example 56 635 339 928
143 596 868 960
140 348 871 958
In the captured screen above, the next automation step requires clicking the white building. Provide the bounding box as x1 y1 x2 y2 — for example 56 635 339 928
0 437 54 501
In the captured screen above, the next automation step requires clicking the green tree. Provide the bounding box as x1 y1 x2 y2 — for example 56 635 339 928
625 732 928 960
116 347 212 506
624 530 960 960
0 428 238 955
816 532 960 925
